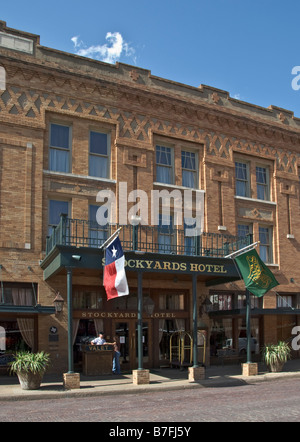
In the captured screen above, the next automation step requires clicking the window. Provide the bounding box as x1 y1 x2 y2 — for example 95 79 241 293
48 200 69 235
0 66 6 90
259 226 273 263
182 151 197 188
256 166 269 200
49 123 71 173
158 214 174 253
156 145 173 184
89 205 108 247
184 218 199 255
209 294 233 311
238 224 249 238
159 293 185 310
277 295 293 309
89 131 110 178
73 290 103 310
2 287 35 306
235 161 250 197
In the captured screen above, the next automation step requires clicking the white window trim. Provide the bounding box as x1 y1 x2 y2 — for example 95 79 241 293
234 195 276 206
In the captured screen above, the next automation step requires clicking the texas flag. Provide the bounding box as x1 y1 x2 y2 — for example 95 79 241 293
103 235 129 301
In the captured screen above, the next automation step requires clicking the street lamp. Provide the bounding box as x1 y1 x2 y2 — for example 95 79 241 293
53 291 64 313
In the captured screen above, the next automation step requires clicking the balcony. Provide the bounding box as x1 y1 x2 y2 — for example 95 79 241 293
46 215 251 259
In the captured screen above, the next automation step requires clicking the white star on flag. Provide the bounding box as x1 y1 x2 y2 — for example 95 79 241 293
111 245 117 257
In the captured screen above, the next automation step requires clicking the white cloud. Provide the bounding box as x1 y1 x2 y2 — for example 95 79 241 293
71 32 136 65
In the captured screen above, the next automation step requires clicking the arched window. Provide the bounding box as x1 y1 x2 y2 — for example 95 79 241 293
0 66 6 91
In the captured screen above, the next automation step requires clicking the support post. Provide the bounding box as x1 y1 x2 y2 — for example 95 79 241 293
67 267 74 374
242 289 258 376
63 267 80 389
137 270 143 371
188 274 205 381
133 270 150 385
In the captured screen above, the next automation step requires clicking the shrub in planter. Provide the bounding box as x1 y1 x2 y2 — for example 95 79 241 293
9 351 51 390
262 341 291 373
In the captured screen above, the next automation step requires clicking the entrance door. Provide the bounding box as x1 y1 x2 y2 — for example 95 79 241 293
112 320 152 371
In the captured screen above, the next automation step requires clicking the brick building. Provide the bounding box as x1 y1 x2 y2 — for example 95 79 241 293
0 21 300 374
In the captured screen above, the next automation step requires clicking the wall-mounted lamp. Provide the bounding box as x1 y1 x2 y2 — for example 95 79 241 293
72 255 81 261
53 291 64 313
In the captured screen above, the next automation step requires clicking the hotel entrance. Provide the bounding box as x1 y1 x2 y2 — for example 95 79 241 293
112 320 152 371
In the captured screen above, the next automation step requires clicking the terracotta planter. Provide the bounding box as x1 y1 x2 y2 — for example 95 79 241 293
17 371 44 390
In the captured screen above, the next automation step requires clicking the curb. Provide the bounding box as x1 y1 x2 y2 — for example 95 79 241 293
1 371 300 402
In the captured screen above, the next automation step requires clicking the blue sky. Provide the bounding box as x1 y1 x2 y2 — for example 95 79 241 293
2 0 300 116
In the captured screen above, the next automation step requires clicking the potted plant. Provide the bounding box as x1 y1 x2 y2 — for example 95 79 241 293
9 351 51 390
262 341 291 373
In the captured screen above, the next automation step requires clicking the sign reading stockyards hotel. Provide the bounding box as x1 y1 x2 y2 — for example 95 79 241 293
102 256 229 275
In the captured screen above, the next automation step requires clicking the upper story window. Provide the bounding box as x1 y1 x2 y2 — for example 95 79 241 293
237 224 252 238
277 295 294 309
89 204 108 247
256 166 270 201
181 150 197 188
49 123 71 173
89 131 110 178
156 145 173 184
235 161 250 197
48 200 70 235
259 225 273 263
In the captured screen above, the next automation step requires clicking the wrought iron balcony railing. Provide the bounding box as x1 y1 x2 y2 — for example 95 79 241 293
46 215 251 258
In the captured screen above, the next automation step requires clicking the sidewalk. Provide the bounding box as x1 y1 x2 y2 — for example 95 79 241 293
1 359 300 402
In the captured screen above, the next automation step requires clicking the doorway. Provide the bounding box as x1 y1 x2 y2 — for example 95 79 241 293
112 320 152 371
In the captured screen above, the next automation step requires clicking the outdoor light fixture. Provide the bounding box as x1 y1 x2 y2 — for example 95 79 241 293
53 291 64 313
72 255 81 261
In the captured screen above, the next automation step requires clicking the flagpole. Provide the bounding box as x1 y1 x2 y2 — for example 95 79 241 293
246 289 252 364
226 241 260 371
99 226 123 250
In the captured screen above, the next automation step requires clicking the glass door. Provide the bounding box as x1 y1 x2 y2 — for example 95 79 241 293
112 320 152 371
113 322 133 372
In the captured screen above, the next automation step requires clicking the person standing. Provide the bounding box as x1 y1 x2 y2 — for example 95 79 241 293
91 332 106 346
112 336 121 375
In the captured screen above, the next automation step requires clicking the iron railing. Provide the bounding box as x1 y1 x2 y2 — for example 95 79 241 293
46 215 251 258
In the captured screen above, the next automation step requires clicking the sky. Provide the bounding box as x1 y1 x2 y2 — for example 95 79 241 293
2 0 300 116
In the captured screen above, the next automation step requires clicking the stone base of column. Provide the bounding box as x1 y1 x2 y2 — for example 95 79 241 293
242 363 258 376
132 369 150 385
188 366 205 382
63 372 80 390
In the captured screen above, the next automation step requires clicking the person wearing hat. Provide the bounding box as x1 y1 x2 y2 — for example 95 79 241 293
91 332 107 346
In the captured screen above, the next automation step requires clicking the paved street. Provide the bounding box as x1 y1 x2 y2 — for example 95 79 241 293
0 377 299 423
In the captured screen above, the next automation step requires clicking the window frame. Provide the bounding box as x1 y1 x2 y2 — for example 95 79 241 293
256 165 270 201
155 144 174 185
259 225 273 264
89 130 111 179
235 160 250 198
181 150 198 189
49 123 72 173
48 199 70 236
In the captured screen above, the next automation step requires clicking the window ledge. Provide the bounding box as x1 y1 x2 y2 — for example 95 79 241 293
234 196 277 205
153 182 205 193
43 170 117 184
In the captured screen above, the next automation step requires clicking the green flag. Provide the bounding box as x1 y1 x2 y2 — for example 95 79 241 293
234 248 279 297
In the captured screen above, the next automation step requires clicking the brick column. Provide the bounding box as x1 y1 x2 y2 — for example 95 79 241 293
132 369 150 385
